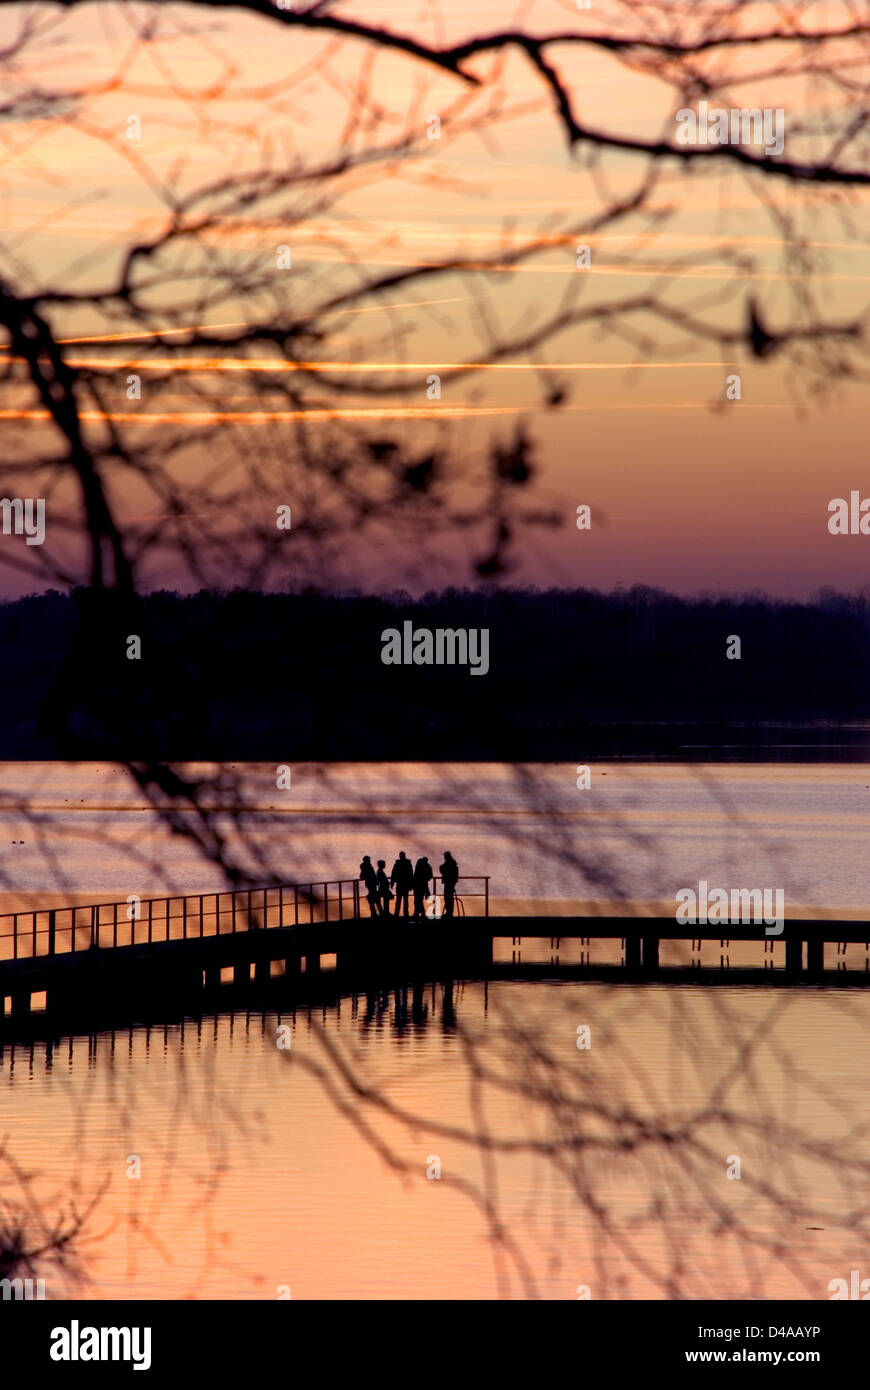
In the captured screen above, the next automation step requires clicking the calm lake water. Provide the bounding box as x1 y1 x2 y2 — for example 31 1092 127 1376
2 762 870 1299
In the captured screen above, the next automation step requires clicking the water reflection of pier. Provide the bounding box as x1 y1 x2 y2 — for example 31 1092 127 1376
0 982 467 1070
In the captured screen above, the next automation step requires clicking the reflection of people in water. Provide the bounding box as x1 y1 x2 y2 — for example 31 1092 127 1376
390 851 413 918
359 855 380 917
440 851 459 918
376 859 393 917
413 855 433 920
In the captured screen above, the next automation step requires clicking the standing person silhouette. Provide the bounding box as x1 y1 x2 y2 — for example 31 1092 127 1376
359 855 380 917
376 859 393 918
390 851 413 919
440 851 459 918
412 855 433 921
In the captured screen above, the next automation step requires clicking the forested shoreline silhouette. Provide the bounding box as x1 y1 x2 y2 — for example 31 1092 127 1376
4 585 870 760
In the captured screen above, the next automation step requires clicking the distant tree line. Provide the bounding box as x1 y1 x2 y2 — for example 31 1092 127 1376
1 586 868 760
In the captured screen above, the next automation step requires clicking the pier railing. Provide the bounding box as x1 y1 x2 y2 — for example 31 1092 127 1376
0 876 490 963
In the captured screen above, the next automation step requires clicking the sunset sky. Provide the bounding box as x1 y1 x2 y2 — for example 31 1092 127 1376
0 0 866 598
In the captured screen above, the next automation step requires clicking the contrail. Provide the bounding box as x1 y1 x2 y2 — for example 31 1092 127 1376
52 298 467 346
0 357 736 372
0 402 787 425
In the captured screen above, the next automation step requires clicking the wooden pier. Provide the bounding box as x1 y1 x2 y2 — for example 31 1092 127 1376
2 877 870 1040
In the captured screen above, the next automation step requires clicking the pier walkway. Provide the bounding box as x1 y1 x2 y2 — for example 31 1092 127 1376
2 876 869 1038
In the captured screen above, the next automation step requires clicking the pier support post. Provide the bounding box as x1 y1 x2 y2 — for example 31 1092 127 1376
305 953 321 975
624 935 641 971
642 936 660 972
785 934 803 977
11 990 30 1017
204 967 221 989
465 933 492 971
806 937 824 978
254 958 270 984
233 962 250 986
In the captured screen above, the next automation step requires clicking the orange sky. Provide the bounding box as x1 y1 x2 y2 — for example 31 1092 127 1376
0 0 867 597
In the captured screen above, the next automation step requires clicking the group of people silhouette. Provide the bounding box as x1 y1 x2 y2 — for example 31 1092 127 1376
359 851 459 920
